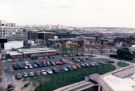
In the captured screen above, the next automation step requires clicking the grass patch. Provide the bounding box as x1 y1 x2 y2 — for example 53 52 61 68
117 61 129 67
33 64 116 91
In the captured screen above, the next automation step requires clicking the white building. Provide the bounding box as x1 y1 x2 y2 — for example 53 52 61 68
0 20 23 40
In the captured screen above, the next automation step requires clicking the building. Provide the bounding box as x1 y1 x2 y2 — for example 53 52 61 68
0 20 23 40
98 65 135 91
4 41 23 50
54 65 135 91
5 47 58 59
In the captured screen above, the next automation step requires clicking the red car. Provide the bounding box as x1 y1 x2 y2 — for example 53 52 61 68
75 64 81 69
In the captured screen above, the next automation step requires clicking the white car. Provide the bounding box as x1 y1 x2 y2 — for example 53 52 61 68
47 69 53 74
41 70 47 76
29 72 35 77
28 65 33 69
23 72 28 77
24 66 28 69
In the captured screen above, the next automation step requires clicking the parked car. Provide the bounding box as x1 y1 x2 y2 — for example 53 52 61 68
61 67 69 72
80 63 86 68
84 63 90 67
47 69 53 74
36 71 41 76
12 65 18 70
28 64 33 69
29 72 35 77
72 65 77 70
7 84 14 91
75 64 81 69
17 64 24 70
41 70 47 76
52 68 59 73
51 61 56 66
42 61 48 67
34 62 43 68
46 61 51 66
15 73 22 80
33 63 38 68
66 65 73 71
24 65 28 69
23 72 28 78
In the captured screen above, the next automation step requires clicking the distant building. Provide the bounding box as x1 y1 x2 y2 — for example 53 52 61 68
0 20 23 40
4 41 23 50
4 47 57 59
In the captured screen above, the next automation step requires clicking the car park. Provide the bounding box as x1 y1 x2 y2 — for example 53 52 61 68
15 73 22 80
47 69 53 74
41 70 47 76
29 72 35 77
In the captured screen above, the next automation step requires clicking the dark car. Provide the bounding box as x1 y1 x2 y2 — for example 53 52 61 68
34 62 43 68
46 61 51 66
17 64 24 70
33 63 38 68
52 68 59 73
66 65 73 71
7 84 14 91
15 73 22 80
51 61 56 66
12 65 18 70
42 61 48 67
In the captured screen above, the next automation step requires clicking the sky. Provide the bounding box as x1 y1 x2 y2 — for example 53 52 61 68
0 0 135 28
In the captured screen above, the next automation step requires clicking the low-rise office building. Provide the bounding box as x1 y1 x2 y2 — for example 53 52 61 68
5 47 57 59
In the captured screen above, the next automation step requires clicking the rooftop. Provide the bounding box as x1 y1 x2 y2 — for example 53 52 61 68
100 65 135 91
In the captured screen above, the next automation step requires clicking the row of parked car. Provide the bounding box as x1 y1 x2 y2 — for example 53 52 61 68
72 56 90 63
15 61 104 80
12 59 66 70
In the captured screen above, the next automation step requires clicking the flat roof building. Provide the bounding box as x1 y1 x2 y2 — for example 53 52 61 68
99 65 135 91
54 65 135 91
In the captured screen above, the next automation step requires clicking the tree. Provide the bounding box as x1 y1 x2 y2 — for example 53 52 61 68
116 47 133 60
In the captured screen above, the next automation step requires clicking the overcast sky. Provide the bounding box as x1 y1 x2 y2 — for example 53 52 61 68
0 0 135 27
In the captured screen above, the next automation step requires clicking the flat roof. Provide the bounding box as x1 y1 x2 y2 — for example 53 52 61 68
18 47 57 54
101 65 135 91
6 51 22 56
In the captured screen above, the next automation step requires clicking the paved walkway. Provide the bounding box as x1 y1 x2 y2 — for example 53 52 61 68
93 54 134 69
